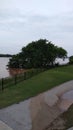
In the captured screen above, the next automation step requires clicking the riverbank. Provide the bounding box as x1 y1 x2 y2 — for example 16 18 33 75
0 65 73 108
0 80 73 130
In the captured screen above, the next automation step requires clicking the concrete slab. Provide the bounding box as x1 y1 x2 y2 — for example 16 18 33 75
0 99 32 130
67 127 73 130
0 80 73 130
0 120 13 130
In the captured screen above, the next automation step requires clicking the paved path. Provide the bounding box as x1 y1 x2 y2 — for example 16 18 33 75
0 100 32 130
68 127 73 130
0 80 73 130
0 120 13 130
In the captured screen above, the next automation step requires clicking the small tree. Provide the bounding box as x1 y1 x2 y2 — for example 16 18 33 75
69 56 73 64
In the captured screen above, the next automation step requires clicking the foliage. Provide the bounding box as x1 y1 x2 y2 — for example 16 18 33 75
8 39 67 68
62 104 73 129
69 56 73 64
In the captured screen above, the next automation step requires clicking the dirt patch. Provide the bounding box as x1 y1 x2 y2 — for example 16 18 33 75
46 117 65 130
31 102 61 130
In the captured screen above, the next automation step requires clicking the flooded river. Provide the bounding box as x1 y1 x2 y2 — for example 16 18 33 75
0 57 27 78
0 57 10 78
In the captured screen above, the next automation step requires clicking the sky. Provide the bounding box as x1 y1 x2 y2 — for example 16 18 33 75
0 0 73 56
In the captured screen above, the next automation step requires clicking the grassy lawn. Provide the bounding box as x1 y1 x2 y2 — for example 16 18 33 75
0 65 73 108
62 104 73 130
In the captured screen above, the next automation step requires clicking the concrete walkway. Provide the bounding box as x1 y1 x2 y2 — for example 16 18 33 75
68 127 73 130
0 120 13 130
0 100 32 130
0 80 73 130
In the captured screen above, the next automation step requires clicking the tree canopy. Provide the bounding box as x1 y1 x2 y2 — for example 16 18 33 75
8 39 67 68
69 56 73 64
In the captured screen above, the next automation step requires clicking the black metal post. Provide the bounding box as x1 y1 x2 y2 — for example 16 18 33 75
14 75 17 85
24 72 26 80
2 78 4 91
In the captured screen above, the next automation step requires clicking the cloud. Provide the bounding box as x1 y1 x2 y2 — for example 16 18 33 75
0 0 73 55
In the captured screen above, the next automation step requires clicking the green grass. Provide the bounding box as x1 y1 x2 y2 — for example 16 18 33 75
47 103 73 130
0 65 73 108
62 104 73 129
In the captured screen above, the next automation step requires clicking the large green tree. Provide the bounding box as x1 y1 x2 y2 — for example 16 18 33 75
8 39 67 68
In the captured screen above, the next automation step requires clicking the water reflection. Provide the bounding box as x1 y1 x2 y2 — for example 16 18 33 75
9 68 28 76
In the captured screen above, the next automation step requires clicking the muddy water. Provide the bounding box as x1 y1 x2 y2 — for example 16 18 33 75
0 57 10 78
8 68 29 76
0 57 28 78
59 90 73 111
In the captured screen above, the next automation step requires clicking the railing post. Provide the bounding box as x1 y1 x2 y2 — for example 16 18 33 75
14 75 17 85
31 70 33 76
2 78 4 91
24 72 26 80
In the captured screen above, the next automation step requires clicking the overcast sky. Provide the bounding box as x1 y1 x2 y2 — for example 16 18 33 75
0 0 73 56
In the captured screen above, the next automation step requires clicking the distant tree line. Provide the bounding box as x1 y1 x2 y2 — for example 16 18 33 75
8 39 67 68
0 54 12 57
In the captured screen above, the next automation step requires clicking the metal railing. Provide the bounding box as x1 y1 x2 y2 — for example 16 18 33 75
0 68 45 91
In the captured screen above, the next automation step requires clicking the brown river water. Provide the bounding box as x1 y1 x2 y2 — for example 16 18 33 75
0 57 27 78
